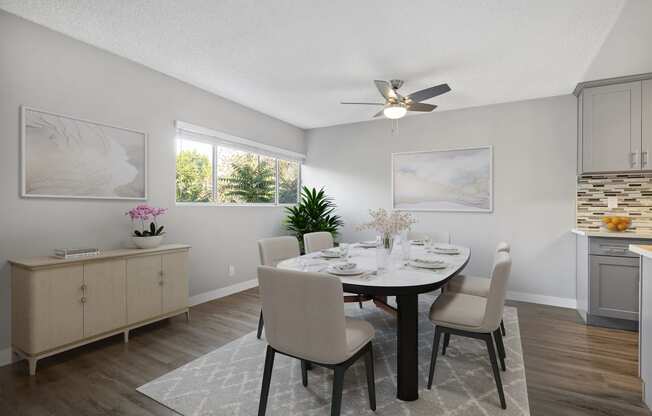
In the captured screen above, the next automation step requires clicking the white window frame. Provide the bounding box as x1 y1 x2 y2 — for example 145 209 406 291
175 121 304 207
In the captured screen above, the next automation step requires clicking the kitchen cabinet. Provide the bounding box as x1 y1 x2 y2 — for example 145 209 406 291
10 244 190 375
580 81 642 173
575 73 652 174
589 255 639 321
574 232 646 330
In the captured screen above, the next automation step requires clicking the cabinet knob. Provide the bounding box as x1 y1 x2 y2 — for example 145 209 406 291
158 281 164 286
159 270 164 276
80 284 87 291
81 297 87 304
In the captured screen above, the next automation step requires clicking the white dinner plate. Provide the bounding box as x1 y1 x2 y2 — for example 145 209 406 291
327 266 367 276
408 260 447 269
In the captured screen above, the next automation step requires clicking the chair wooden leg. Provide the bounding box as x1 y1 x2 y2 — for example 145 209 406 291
442 332 451 355
493 329 506 371
500 319 506 336
258 346 275 416
364 345 376 411
301 360 309 387
331 366 346 416
358 295 363 309
257 310 264 339
427 326 443 389
484 334 507 409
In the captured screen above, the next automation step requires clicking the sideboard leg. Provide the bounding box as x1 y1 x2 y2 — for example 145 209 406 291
28 357 38 376
185 310 191 322
123 330 129 344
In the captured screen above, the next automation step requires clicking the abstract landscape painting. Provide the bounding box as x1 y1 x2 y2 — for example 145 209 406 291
392 146 492 212
21 107 147 199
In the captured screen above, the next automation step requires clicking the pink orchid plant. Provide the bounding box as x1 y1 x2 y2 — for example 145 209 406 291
126 204 168 237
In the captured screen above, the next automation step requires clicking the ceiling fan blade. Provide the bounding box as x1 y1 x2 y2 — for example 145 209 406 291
340 102 384 105
374 80 397 100
373 109 385 118
407 103 437 112
407 83 451 103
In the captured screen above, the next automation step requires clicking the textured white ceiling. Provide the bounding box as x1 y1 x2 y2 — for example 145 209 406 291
0 0 625 129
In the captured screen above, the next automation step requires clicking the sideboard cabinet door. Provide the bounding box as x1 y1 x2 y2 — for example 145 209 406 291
31 266 84 352
162 251 189 314
83 260 127 338
126 255 163 324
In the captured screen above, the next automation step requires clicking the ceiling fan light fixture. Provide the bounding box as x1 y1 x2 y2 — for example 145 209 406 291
383 103 407 119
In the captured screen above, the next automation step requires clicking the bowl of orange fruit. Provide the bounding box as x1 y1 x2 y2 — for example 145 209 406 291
602 216 632 232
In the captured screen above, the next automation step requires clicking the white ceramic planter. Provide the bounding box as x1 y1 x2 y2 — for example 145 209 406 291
132 235 164 249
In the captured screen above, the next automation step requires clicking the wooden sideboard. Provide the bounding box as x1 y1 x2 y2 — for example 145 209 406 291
9 244 191 375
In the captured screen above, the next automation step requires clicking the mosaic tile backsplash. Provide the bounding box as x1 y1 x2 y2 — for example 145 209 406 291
577 173 652 233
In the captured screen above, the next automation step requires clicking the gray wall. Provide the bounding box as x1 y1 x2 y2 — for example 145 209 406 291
304 95 577 303
0 11 305 351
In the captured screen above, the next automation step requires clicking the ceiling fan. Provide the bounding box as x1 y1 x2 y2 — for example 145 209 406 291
341 79 451 119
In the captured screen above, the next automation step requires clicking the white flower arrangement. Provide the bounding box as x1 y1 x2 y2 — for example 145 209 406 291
357 208 416 236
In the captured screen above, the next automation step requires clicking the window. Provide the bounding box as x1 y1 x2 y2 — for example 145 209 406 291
175 128 302 205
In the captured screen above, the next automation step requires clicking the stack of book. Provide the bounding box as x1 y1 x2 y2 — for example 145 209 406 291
53 248 101 259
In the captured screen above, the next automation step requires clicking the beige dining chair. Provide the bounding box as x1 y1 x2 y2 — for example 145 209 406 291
256 236 301 339
303 231 371 308
257 266 376 416
427 251 512 409
303 231 334 253
407 230 451 244
446 242 511 336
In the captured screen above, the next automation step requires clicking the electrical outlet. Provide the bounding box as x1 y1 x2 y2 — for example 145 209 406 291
607 197 618 209
228 265 236 277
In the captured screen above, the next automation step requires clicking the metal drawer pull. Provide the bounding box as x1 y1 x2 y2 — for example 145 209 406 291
80 284 87 291
81 297 87 304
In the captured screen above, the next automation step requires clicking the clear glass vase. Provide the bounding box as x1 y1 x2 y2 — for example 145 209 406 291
376 233 395 272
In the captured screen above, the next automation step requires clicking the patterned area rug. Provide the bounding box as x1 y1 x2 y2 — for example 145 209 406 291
138 297 529 415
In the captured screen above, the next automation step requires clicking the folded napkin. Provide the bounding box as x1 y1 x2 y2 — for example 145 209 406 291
432 244 458 252
333 262 357 271
412 257 444 265
321 248 341 255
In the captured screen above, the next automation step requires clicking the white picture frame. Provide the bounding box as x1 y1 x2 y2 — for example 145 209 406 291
391 145 493 212
21 106 148 200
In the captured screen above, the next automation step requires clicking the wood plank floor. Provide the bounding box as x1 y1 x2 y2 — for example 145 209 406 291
0 290 649 415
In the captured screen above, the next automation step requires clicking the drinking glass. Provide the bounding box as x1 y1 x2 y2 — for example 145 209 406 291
339 243 350 260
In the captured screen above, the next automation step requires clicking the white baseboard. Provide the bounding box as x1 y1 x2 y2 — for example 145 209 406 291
189 278 259 307
507 290 577 309
0 347 14 367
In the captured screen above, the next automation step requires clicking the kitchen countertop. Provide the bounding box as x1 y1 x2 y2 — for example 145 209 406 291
629 245 652 259
572 229 652 239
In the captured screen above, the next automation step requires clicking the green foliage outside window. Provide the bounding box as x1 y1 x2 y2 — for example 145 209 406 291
176 149 212 202
219 153 276 203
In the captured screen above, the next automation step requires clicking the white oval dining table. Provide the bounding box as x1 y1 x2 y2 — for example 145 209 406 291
277 243 471 402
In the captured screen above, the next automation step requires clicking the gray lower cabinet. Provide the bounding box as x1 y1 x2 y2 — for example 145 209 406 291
576 234 645 330
589 255 639 321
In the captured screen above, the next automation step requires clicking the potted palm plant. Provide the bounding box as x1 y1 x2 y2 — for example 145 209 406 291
284 186 343 252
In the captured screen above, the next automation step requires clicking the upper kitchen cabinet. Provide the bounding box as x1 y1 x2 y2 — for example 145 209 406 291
644 79 652 166
580 81 642 173
576 74 652 174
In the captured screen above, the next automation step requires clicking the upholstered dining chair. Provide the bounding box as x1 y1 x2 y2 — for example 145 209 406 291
407 230 451 244
257 266 376 416
256 236 301 339
446 242 511 336
427 251 512 409
303 231 334 253
303 231 371 308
